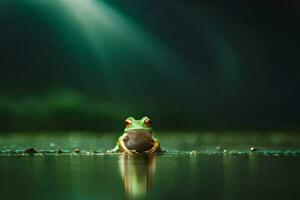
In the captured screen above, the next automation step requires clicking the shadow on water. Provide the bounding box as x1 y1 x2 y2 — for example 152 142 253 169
118 155 156 200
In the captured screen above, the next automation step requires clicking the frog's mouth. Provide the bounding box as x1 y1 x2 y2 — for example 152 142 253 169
123 130 154 153
124 127 152 133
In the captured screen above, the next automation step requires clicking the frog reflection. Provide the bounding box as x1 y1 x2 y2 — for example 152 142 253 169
118 155 156 199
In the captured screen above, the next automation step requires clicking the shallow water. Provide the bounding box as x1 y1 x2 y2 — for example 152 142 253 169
0 132 300 200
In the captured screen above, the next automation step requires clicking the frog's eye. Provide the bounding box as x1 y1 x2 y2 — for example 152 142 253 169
125 118 132 127
144 117 151 127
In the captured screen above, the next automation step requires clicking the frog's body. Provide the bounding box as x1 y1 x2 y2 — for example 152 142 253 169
109 117 160 155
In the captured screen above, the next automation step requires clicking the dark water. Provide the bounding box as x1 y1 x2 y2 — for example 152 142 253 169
0 132 300 200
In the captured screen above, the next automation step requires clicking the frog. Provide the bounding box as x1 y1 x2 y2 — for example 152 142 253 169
108 116 160 155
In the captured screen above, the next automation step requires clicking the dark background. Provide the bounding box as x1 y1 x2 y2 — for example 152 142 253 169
0 0 299 131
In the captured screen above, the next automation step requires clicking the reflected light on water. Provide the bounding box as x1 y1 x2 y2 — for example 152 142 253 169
118 155 157 199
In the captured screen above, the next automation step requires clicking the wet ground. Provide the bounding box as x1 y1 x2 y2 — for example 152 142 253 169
0 131 300 200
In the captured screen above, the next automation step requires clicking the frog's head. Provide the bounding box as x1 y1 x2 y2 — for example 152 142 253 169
123 116 154 153
124 116 152 132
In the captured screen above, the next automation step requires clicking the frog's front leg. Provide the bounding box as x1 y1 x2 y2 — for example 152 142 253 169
108 143 120 153
119 134 135 155
108 134 135 154
107 136 123 153
107 143 119 153
145 138 160 155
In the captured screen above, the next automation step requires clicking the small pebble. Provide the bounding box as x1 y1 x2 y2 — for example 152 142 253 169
250 147 258 152
74 148 80 153
24 147 38 154
57 148 64 154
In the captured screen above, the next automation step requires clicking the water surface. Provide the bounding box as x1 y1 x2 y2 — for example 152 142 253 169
0 132 300 200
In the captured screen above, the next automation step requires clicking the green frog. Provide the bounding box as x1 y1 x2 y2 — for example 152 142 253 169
108 116 160 155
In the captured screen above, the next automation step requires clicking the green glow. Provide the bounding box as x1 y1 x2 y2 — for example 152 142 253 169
16 0 195 103
53 0 190 83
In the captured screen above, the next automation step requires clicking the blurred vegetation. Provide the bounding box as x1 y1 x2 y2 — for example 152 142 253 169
0 87 299 132
0 88 132 131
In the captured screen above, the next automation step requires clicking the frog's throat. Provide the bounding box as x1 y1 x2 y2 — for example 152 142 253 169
124 127 152 133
